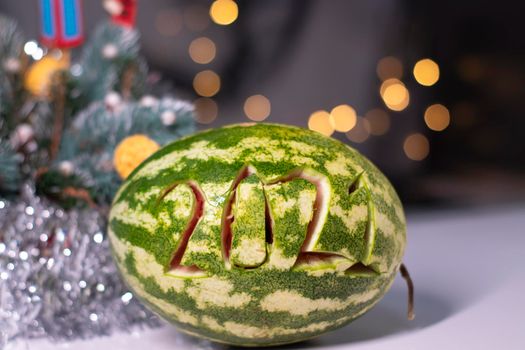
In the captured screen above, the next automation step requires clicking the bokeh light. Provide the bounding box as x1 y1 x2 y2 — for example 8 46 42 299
403 133 430 161
424 104 450 131
23 40 45 60
194 98 218 124
184 5 211 32
210 0 239 26
376 56 403 81
329 104 357 132
452 102 476 128
365 109 390 135
345 116 370 143
189 37 216 64
413 58 440 86
458 56 484 82
155 10 183 37
380 79 410 111
244 94 271 121
308 110 334 136
193 70 221 97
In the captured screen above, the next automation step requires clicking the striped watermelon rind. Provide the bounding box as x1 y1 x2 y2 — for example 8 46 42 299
108 123 406 346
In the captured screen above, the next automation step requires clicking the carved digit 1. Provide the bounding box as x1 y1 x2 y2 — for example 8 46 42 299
158 181 206 277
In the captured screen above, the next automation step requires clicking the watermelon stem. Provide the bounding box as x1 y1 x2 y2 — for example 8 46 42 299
400 263 415 320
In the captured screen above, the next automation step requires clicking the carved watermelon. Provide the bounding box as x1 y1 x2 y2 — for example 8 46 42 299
108 123 406 346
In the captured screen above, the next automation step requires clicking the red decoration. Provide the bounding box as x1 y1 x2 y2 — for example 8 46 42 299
103 0 137 27
39 0 84 49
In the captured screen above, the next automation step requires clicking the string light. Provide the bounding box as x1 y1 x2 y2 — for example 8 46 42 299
329 104 357 132
189 37 216 64
194 98 218 124
308 110 334 136
380 79 409 111
376 56 403 81
210 0 238 26
345 117 370 143
244 95 271 121
413 58 440 86
403 133 429 161
365 109 390 135
424 104 450 131
193 70 221 97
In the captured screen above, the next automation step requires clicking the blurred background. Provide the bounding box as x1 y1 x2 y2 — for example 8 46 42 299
2 0 524 208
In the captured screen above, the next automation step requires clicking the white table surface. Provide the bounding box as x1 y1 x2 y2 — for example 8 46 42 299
8 204 525 350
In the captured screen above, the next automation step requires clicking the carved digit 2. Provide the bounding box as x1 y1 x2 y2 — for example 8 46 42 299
158 181 206 277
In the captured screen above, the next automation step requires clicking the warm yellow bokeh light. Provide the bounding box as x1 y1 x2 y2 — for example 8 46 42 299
194 98 218 124
387 94 409 111
413 58 440 86
308 110 334 136
155 10 183 37
376 56 403 81
329 104 357 132
365 109 390 135
383 84 407 105
458 56 483 82
210 0 238 25
193 70 221 97
452 102 476 128
424 104 450 131
380 79 410 111
345 117 370 143
184 5 211 32
379 78 399 95
189 37 216 64
403 133 429 161
244 94 271 121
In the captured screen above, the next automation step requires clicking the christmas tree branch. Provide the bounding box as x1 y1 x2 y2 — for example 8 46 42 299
50 72 67 160
120 62 136 100
62 187 97 209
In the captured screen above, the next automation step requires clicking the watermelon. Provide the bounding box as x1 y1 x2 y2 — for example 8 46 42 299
108 123 406 346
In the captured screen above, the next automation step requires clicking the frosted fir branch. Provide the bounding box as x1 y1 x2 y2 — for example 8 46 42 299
0 141 22 195
0 14 28 125
37 94 196 206
72 21 147 106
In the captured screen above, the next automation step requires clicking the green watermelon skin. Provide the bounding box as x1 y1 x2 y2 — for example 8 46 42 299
108 123 406 346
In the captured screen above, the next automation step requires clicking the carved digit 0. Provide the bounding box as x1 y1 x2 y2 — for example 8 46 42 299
264 169 332 267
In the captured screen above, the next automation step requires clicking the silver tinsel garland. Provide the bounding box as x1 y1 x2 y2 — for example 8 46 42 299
0 184 163 349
